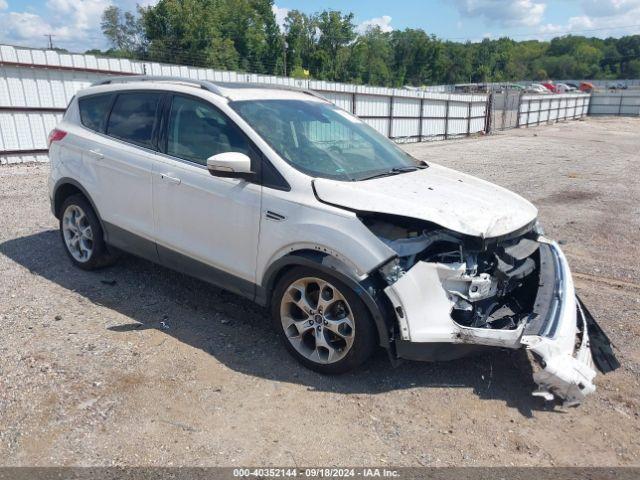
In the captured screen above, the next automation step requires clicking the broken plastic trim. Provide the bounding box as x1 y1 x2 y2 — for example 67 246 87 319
378 257 404 285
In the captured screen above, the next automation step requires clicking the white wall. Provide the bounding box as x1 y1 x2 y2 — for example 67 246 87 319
589 92 640 116
518 93 590 127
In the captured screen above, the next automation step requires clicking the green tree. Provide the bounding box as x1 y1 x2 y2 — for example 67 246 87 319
140 0 282 72
312 10 356 80
389 29 443 86
283 10 317 73
349 27 393 85
98 3 640 87
617 35 640 78
101 5 146 56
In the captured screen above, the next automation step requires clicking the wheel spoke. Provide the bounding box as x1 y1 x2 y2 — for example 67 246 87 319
324 317 354 339
286 283 314 316
74 211 85 227
81 225 93 240
316 282 336 313
79 239 92 258
314 328 339 363
282 316 314 338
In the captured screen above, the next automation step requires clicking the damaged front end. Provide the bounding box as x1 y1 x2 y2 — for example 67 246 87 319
364 214 619 406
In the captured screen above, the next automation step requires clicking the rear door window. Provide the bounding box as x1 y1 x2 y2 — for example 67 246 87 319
78 93 113 132
106 92 163 149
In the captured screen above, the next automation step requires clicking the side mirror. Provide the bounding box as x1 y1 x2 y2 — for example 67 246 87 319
206 152 254 180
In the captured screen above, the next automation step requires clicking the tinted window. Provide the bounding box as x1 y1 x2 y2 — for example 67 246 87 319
167 95 250 165
106 92 162 148
78 94 113 132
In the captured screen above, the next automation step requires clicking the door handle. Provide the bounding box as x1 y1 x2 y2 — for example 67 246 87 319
88 149 103 160
160 173 181 185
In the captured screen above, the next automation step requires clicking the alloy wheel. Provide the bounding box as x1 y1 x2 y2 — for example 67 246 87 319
280 277 355 364
62 204 94 262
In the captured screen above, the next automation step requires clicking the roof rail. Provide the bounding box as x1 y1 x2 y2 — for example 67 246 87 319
91 75 328 102
216 82 329 102
91 75 225 96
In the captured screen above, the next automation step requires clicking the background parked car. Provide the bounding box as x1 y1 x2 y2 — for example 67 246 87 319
526 83 551 94
541 82 557 93
608 82 628 90
555 82 576 93
579 81 595 92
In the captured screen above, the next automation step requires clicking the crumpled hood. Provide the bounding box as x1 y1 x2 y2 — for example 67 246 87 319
314 163 538 238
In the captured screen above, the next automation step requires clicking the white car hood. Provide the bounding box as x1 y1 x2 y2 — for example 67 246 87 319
314 163 538 238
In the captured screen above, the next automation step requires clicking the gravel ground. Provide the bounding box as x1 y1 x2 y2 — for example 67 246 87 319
0 117 639 467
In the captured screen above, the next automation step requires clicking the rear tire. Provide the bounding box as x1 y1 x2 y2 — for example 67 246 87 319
59 194 117 270
271 267 377 374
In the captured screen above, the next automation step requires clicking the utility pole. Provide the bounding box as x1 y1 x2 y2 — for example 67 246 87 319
44 34 54 49
283 40 288 77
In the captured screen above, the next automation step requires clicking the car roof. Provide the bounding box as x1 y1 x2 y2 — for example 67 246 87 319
84 76 327 103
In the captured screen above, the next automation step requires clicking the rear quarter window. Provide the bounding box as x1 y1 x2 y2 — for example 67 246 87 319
78 94 113 132
106 92 163 149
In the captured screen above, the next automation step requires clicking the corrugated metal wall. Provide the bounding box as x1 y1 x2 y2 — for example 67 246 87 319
0 44 490 164
589 92 640 116
518 93 590 127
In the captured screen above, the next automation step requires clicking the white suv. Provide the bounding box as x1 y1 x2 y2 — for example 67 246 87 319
48 76 617 405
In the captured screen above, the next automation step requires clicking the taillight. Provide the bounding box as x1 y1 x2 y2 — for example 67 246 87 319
48 129 67 148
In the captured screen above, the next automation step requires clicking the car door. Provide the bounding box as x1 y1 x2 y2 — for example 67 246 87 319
152 93 262 298
89 91 164 258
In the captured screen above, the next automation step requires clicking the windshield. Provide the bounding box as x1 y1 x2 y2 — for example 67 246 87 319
230 99 423 181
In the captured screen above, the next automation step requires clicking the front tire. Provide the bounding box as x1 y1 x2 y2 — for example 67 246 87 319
271 267 377 374
59 194 117 270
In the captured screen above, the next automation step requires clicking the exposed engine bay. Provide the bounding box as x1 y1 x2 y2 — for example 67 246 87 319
364 214 541 334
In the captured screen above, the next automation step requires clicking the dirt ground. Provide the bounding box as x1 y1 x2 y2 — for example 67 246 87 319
1 117 639 467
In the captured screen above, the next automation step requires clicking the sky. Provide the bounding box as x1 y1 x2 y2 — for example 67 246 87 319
1 0 639 51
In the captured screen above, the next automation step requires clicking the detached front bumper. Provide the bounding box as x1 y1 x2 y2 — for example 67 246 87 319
521 240 616 406
384 238 618 406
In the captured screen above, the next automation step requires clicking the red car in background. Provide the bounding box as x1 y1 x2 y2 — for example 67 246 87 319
541 82 557 93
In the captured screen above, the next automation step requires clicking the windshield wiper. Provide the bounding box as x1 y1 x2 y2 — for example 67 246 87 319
357 165 423 181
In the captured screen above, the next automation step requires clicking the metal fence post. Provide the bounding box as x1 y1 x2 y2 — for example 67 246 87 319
388 94 394 139
466 101 472 136
484 93 493 133
618 94 623 115
444 99 450 140
418 97 424 142
525 99 531 127
515 93 522 128
351 91 357 115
